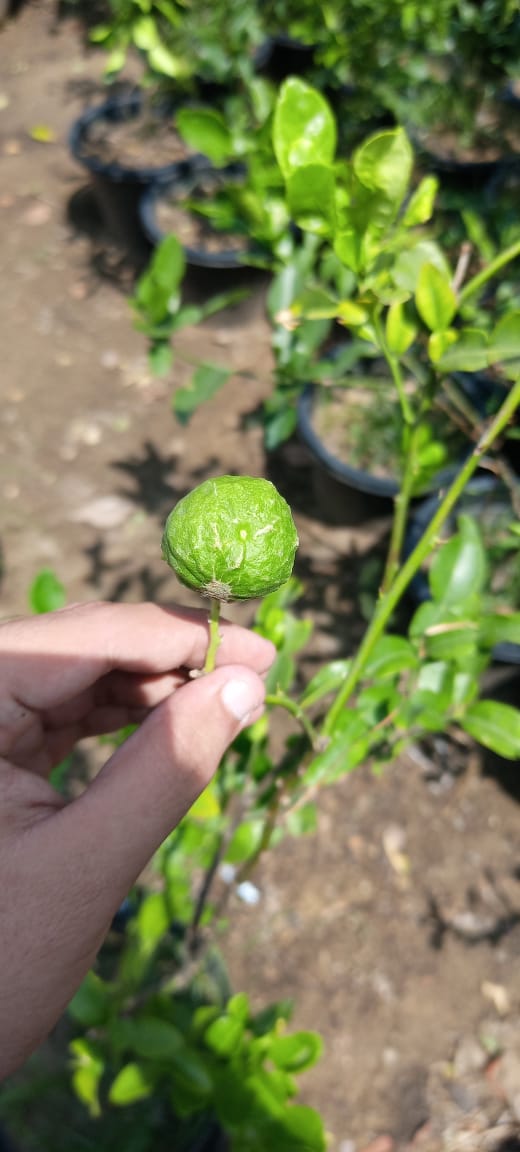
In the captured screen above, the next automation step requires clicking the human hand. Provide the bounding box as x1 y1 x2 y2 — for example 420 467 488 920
0 601 274 1079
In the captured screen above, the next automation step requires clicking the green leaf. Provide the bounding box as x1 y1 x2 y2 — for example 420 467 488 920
282 1104 326 1150
415 262 457 332
357 682 400 728
286 164 335 234
423 619 479 664
416 660 450 695
132 15 159 50
72 1064 103 1119
270 1031 323 1073
125 1017 185 1061
189 781 221 820
385 301 417 355
135 891 169 953
169 1047 213 1101
199 286 250 321
89 23 112 43
264 405 298 449
205 1013 244 1056
106 47 127 75
491 311 520 357
134 236 186 329
68 971 111 1028
300 659 352 708
109 1063 153 1106
487 312 520 374
334 228 362 274
479 612 520 649
286 802 318 837
303 714 370 786
173 362 231 423
247 1064 295 1110
176 106 233 166
428 328 458 363
363 635 419 679
435 328 489 373
353 128 413 204
224 820 263 865
273 78 336 181
392 239 450 294
152 233 186 291
429 515 488 607
70 1039 104 1119
148 42 187 79
336 299 369 326
409 598 445 639
402 175 438 225
228 992 250 1023
407 662 459 731
291 285 339 320
29 568 66 614
461 700 520 759
149 340 173 376
252 1000 294 1036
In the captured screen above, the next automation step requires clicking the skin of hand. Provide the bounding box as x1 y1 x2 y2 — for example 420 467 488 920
0 600 275 1081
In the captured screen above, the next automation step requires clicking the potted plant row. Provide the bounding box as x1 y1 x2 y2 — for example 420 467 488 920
68 88 210 257
138 97 291 271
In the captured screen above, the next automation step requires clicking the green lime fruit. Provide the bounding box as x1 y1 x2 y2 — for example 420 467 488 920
162 475 299 601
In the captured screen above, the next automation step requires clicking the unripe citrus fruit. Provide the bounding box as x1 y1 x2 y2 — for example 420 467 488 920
162 475 298 601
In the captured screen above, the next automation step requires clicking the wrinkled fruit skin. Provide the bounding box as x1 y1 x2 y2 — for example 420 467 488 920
162 475 299 601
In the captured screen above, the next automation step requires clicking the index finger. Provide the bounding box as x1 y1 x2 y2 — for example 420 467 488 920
0 601 276 712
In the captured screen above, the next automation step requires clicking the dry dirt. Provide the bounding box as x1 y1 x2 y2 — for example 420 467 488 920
0 5 520 1152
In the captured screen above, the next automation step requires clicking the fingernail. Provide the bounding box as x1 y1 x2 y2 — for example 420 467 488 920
221 678 262 724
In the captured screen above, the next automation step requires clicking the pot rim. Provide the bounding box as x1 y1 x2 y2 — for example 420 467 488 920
139 164 264 269
297 381 467 499
69 90 203 185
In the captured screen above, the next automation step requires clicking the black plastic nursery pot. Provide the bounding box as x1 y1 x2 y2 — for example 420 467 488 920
296 360 515 526
414 140 511 189
69 91 203 260
409 109 520 190
404 473 520 665
296 378 473 527
297 382 398 524
139 165 263 271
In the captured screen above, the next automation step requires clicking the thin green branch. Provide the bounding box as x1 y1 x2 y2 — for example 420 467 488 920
233 798 281 886
265 691 321 750
373 311 414 425
380 422 422 595
457 239 520 307
204 598 222 673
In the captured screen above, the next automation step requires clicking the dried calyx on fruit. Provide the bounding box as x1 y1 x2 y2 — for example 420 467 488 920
162 475 298 601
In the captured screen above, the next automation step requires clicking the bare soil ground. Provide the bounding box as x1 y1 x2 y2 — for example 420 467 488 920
0 6 519 1151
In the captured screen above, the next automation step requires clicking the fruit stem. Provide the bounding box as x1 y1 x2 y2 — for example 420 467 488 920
204 598 222 673
265 690 321 750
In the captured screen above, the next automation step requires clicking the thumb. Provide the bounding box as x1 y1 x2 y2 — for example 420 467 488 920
70 664 267 894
